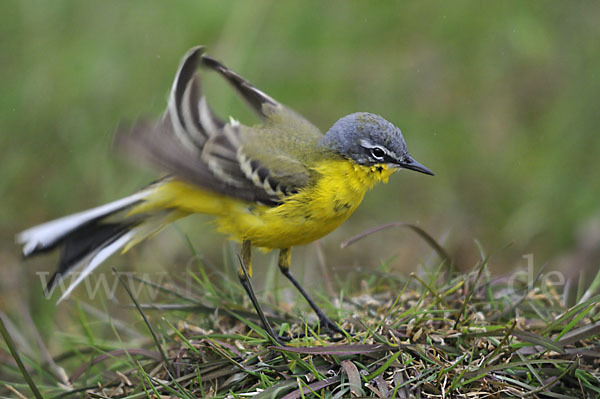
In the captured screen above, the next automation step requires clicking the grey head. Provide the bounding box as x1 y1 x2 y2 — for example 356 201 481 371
318 112 434 175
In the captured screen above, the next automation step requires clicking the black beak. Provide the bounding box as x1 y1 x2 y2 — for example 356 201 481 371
398 155 434 176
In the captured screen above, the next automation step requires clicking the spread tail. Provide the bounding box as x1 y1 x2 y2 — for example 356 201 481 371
16 186 181 302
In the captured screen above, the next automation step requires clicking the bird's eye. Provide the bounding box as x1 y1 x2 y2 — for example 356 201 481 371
370 147 385 161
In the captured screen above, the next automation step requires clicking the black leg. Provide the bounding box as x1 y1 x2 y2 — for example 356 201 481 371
278 248 348 337
237 241 287 346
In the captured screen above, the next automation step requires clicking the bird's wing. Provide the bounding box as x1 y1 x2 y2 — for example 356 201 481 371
116 46 322 205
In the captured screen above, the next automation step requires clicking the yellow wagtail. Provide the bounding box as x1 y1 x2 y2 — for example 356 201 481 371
17 46 433 341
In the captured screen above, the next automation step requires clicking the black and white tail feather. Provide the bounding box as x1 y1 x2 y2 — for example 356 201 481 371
17 46 296 302
16 189 153 302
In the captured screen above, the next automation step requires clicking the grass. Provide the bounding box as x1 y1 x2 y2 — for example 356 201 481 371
3 3 600 397
2 229 600 398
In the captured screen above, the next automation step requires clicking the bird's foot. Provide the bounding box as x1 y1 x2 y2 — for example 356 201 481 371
316 316 351 341
270 333 291 346
270 320 349 344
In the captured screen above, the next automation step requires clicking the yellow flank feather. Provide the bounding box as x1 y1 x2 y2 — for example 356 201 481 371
128 160 396 250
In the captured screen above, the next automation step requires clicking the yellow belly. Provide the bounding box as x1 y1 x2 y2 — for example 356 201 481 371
130 160 396 249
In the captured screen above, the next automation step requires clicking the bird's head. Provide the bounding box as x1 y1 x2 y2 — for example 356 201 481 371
319 112 434 176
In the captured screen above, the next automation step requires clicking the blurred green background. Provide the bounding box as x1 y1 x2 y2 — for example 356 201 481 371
2 1 600 327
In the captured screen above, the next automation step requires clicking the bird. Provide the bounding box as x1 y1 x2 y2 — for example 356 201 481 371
17 46 433 343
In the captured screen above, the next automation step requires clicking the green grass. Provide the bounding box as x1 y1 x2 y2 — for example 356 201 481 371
2 231 600 398
3 2 600 397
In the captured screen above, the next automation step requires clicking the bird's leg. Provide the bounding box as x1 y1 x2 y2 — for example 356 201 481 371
237 240 287 346
278 248 347 338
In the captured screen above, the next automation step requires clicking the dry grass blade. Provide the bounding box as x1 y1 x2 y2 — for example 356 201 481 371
5 384 29 399
341 360 363 396
557 320 600 346
272 343 394 355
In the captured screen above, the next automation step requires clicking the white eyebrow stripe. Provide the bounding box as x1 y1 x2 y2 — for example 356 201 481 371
359 139 398 159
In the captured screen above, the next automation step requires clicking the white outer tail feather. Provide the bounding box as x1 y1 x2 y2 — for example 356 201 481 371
16 190 152 257
55 230 137 303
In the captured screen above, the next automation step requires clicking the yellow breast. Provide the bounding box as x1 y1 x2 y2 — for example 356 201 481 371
217 159 396 249
132 160 396 250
